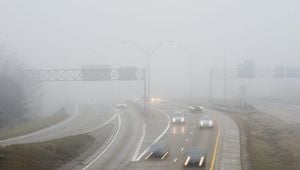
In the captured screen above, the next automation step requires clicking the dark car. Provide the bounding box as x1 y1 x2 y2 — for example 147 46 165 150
189 105 204 113
183 148 206 167
145 144 169 160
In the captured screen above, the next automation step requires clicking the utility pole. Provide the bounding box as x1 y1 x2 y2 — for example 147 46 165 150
209 69 213 102
176 44 192 104
224 51 228 106
147 53 151 113
122 41 174 114
188 56 192 103
64 56 68 108
143 69 147 111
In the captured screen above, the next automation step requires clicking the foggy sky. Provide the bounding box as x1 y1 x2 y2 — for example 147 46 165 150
1 0 300 107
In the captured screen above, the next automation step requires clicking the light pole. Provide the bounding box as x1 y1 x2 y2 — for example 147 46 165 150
188 55 192 103
224 51 228 106
122 40 174 113
177 45 193 104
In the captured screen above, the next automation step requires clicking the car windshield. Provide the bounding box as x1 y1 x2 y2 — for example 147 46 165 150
185 149 204 156
201 116 211 120
150 144 166 151
173 112 184 116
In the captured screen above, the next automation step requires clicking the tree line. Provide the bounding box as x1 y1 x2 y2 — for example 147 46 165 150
0 50 40 128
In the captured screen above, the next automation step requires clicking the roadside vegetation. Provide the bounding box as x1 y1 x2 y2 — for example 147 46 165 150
0 51 68 140
214 104 300 170
0 134 94 170
0 108 68 140
0 51 43 130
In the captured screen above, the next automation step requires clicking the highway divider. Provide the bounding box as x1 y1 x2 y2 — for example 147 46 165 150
209 106 242 170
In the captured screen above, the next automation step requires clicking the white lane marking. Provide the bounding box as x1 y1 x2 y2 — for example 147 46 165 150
136 108 171 161
46 106 116 138
161 151 168 159
83 113 117 134
151 108 171 144
190 131 193 135
0 104 79 145
181 147 184 152
131 123 146 161
173 158 178 162
199 156 204 166
184 156 191 166
82 113 121 170
144 152 153 160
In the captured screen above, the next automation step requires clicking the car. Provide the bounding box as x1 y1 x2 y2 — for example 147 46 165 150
116 103 128 109
199 115 214 128
183 148 206 167
160 99 169 103
171 111 185 123
151 98 168 103
189 105 204 113
144 144 169 160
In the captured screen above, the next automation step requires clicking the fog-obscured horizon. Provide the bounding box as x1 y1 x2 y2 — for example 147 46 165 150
1 0 300 114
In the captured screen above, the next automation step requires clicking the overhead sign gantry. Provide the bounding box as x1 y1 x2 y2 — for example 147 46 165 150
23 65 148 110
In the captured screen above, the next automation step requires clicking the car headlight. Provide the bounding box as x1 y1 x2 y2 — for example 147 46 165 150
181 118 184 122
172 118 175 122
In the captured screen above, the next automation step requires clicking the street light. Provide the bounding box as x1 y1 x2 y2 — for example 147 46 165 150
176 45 193 104
122 40 175 113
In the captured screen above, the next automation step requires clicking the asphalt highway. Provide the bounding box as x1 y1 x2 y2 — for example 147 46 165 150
0 103 115 146
78 102 220 170
0 101 221 170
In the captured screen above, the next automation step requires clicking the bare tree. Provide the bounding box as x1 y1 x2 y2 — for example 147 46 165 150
0 49 41 127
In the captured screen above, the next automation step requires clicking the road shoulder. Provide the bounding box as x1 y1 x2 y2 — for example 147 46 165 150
208 107 242 170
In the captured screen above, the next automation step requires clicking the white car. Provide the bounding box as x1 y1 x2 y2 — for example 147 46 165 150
116 103 128 109
172 111 185 124
160 99 169 103
199 115 214 128
189 105 204 113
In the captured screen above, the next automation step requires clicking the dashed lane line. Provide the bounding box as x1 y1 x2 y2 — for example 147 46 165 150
135 108 170 161
82 113 121 170
131 123 146 161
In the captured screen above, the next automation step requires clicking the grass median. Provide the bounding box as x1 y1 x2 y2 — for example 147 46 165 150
213 105 300 170
0 134 94 170
0 108 68 140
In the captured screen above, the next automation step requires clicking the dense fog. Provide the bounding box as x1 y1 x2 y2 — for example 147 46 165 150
1 0 300 114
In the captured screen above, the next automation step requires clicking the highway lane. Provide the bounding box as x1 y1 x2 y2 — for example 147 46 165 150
75 107 145 170
0 100 220 170
0 103 115 146
124 103 219 170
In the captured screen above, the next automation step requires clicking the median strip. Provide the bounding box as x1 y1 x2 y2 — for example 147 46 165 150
131 123 146 161
210 116 221 170
0 105 78 145
82 113 121 170
135 108 170 161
